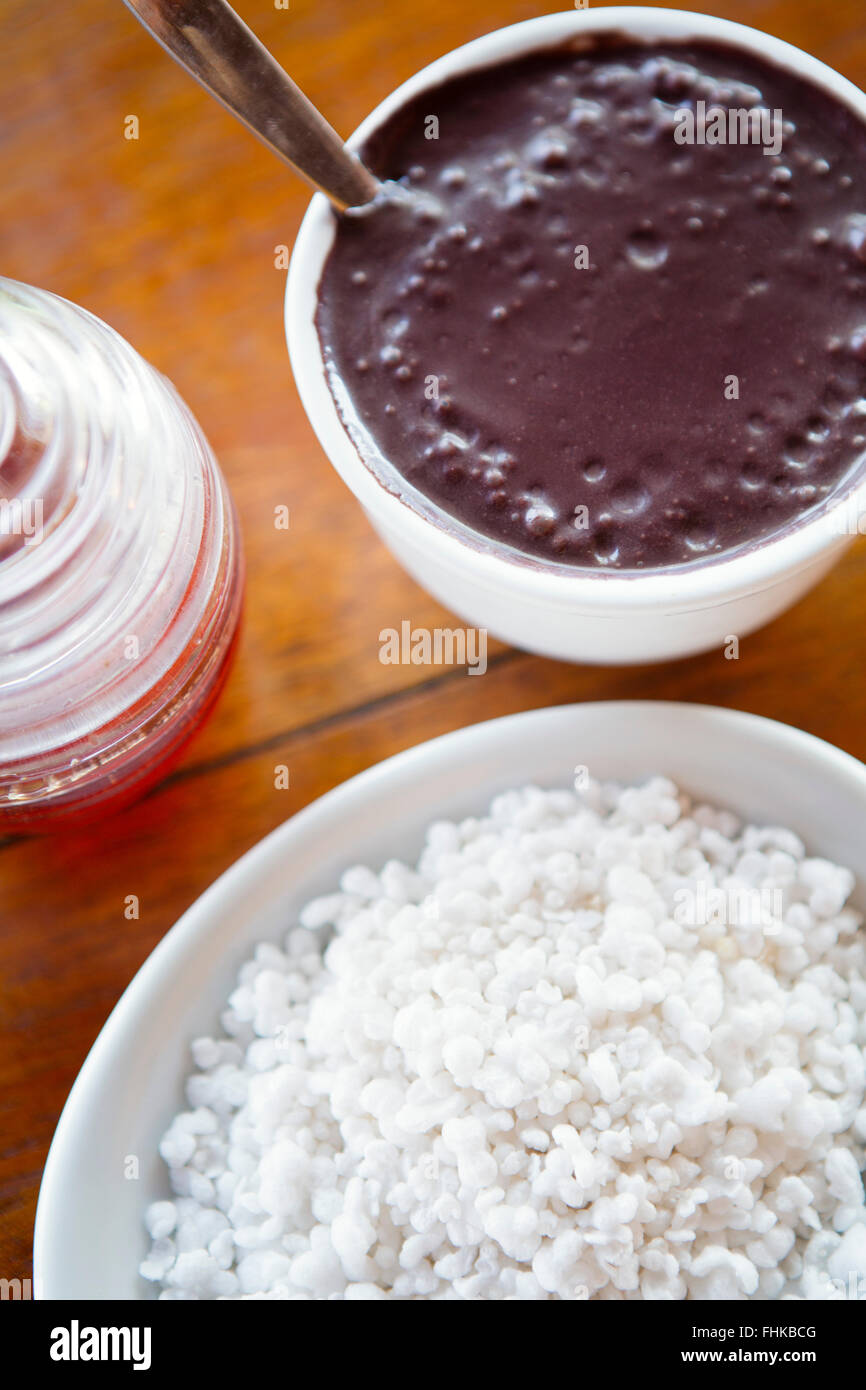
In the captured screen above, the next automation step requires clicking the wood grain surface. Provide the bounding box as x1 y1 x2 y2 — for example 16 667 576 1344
1 0 865 1292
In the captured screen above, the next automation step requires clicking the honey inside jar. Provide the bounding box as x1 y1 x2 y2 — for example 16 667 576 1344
0 278 243 829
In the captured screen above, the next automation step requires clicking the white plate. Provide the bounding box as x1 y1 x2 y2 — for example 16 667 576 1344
34 701 866 1299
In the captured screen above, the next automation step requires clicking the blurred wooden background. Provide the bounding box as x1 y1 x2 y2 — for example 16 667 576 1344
1 0 865 1290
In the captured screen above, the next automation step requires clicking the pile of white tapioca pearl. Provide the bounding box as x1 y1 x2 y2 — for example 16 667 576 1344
142 777 866 1299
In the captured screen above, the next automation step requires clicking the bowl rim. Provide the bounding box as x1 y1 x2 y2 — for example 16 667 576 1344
34 698 866 1298
286 5 866 610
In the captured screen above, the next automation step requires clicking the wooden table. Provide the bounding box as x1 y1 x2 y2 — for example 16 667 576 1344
1 0 865 1291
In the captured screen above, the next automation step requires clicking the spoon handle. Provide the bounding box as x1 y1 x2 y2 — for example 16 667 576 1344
123 0 379 210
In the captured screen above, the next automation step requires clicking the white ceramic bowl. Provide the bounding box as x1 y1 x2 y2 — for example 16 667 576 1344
286 7 866 665
35 700 866 1299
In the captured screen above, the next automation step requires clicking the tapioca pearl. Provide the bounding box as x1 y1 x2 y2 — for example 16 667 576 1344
610 480 651 516
382 311 410 339
550 528 574 555
821 381 851 418
648 100 682 137
526 130 571 169
683 519 719 554
770 468 797 494
696 74 746 105
805 415 831 444
526 514 557 541
501 240 535 274
592 527 620 565
582 458 606 484
783 434 813 468
740 461 766 491
702 459 730 490
523 494 558 537
435 432 470 458
771 166 793 185
739 83 764 108
440 166 467 189
828 361 862 398
748 274 769 295
506 182 542 210
847 326 866 360
670 154 693 177
480 445 515 466
840 214 866 263
747 413 768 435
350 270 368 286
625 224 669 270
578 158 608 190
380 344 402 366
623 111 656 144
650 61 698 101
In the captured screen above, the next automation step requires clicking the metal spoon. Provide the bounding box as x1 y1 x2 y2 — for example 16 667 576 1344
123 0 380 211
